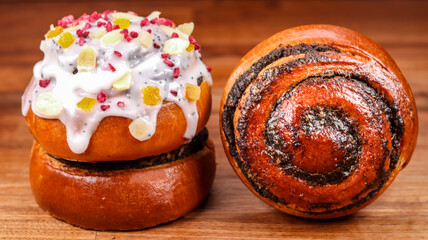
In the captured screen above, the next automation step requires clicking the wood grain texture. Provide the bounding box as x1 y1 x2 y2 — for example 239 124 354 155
0 0 427 239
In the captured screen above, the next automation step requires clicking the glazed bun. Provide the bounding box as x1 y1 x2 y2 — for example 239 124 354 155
23 10 215 230
30 138 216 230
26 81 211 162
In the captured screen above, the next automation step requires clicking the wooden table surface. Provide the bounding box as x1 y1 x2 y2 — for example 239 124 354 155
1 0 427 239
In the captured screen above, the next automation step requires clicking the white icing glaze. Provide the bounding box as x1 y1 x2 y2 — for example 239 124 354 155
21 11 212 154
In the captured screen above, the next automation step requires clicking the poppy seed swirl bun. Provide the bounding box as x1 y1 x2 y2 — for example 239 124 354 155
220 24 417 218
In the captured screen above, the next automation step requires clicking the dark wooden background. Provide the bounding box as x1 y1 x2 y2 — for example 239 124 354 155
1 0 427 239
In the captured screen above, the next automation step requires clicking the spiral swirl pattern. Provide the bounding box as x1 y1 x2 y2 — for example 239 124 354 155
220 25 417 218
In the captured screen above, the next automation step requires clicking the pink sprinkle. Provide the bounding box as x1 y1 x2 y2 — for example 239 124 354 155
170 90 178 97
163 58 175 67
171 32 179 38
120 29 128 34
157 18 174 27
76 29 82 37
113 51 122 57
130 31 138 38
82 31 89 38
150 18 158 24
113 24 120 30
39 80 50 88
146 29 152 33
194 43 201 50
153 43 160 49
108 63 116 72
78 13 90 21
105 22 112 32
173 67 180 78
161 53 169 58
79 37 85 46
91 11 100 20
83 22 91 31
189 36 196 44
97 21 105 27
88 17 96 23
100 105 110 111
97 91 107 103
125 35 133 42
206 65 212 72
140 18 149 27
117 101 125 108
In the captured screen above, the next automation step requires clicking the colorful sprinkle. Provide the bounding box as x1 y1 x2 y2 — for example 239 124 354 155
108 63 116 72
170 90 178 96
45 26 63 39
153 43 160 48
77 97 97 111
117 101 125 108
57 32 75 48
39 80 50 88
171 32 179 38
163 58 175 67
100 104 110 111
173 67 180 78
206 65 212 72
185 83 201 101
130 31 138 38
97 91 107 103
114 51 122 57
142 86 162 105
140 18 149 27
161 53 169 58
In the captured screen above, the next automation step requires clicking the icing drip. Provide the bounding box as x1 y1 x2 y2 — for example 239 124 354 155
22 11 212 154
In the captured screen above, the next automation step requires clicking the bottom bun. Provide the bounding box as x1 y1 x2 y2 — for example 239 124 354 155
29 139 216 230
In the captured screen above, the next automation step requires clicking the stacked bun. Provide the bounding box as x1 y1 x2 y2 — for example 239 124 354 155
23 10 215 230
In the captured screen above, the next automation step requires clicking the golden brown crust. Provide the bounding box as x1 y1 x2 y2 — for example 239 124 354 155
220 24 418 218
26 81 211 162
30 139 216 230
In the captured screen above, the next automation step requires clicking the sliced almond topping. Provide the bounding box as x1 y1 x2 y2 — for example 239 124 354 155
112 12 139 20
35 92 63 118
77 46 97 72
136 31 154 48
162 38 190 55
177 22 194 35
147 11 161 20
89 28 107 39
112 72 133 90
129 118 153 141
100 29 123 46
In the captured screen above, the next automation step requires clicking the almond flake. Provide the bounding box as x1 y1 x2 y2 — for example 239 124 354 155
162 38 190 55
35 92 63 118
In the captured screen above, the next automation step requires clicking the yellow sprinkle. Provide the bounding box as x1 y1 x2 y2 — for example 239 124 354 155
142 86 162 105
45 26 63 39
77 97 97 111
186 43 195 52
113 18 130 29
185 83 200 101
57 32 75 48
